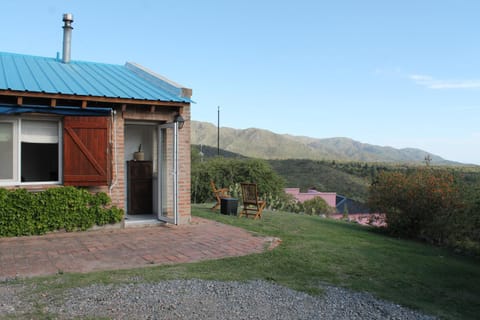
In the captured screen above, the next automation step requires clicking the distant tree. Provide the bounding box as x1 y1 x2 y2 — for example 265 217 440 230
303 196 335 216
424 154 432 166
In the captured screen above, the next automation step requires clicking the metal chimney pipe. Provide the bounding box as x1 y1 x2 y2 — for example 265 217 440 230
62 13 74 63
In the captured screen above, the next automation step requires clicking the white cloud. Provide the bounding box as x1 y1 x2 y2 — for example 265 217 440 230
409 74 480 89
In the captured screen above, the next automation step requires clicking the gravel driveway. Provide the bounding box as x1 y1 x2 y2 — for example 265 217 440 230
1 279 437 319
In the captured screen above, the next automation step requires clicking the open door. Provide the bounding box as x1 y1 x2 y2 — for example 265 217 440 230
156 122 179 224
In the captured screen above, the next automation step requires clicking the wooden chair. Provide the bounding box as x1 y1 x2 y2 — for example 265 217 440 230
240 183 266 219
210 181 230 211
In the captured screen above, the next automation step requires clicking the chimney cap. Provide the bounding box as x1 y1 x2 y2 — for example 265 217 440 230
63 13 74 23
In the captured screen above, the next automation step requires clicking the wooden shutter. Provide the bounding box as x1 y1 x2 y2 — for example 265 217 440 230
63 116 110 186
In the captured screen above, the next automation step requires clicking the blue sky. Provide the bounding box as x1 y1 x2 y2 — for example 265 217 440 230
2 0 479 164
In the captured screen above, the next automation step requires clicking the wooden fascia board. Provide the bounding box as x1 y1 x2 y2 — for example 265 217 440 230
0 90 189 107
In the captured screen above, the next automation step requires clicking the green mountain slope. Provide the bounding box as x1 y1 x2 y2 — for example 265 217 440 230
191 121 457 164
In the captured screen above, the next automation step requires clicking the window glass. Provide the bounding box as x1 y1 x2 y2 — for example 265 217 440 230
0 122 14 180
20 120 59 183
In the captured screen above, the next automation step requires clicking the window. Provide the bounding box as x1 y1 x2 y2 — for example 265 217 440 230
0 115 110 187
21 120 59 182
0 118 61 185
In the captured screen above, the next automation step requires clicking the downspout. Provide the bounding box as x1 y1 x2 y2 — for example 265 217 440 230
173 121 179 225
109 110 118 196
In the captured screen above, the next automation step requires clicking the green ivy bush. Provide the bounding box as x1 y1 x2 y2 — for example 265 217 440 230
0 187 123 237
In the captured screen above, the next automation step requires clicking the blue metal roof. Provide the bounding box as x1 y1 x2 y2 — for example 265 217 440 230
0 52 192 103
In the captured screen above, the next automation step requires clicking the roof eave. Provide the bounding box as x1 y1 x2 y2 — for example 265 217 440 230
0 89 190 107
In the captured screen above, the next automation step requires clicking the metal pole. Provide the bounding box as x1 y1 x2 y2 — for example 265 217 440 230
217 106 220 156
62 13 74 63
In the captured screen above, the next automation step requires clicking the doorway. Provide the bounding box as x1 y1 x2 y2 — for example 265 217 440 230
124 122 179 225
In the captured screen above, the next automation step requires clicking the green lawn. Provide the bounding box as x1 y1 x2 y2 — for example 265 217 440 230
5 204 480 320
189 205 480 320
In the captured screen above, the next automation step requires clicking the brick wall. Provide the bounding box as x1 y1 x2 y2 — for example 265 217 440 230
108 112 125 213
177 106 191 224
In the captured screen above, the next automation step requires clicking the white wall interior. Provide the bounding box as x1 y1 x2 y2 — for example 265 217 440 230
125 124 155 162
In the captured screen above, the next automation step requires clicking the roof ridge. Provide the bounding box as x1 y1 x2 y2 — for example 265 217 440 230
0 51 124 67
125 62 192 100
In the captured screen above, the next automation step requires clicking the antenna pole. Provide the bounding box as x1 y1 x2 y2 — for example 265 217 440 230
217 106 220 156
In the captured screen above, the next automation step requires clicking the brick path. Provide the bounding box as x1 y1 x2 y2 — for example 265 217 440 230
0 217 280 280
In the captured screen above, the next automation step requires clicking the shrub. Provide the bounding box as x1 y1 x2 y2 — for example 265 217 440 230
0 187 123 237
368 168 477 250
265 191 302 212
302 196 336 216
191 158 285 203
0 188 36 236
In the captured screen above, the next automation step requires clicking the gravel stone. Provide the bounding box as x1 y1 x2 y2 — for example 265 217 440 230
0 279 437 319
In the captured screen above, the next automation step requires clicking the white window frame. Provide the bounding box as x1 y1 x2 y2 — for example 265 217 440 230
0 116 62 187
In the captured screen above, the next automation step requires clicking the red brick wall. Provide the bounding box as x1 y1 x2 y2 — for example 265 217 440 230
177 106 191 224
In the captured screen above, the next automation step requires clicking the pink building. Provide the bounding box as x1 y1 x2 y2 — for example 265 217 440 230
284 188 337 208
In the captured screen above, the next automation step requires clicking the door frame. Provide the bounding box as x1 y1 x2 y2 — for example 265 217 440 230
156 122 179 225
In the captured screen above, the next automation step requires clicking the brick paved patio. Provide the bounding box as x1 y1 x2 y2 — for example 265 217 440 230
0 217 280 280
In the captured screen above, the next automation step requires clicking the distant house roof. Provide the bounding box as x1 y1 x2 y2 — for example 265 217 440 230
284 188 337 207
0 51 192 103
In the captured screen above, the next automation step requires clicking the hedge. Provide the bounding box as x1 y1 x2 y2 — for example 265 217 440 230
191 158 285 204
0 187 123 237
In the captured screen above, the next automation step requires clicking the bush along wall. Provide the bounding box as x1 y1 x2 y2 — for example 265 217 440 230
0 187 124 237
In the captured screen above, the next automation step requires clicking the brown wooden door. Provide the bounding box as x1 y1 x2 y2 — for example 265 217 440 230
128 161 153 214
63 116 110 186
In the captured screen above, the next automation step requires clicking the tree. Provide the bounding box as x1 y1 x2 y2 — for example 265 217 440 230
191 157 285 204
369 169 463 244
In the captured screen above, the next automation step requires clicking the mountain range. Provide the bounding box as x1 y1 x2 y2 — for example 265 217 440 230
191 121 458 164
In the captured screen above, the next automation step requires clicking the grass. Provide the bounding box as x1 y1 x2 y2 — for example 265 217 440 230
3 204 480 320
192 205 480 320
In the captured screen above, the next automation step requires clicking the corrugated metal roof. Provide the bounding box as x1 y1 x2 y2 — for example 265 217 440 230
0 52 191 103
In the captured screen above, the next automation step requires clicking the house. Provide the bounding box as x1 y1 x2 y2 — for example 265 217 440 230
284 188 337 208
0 14 192 225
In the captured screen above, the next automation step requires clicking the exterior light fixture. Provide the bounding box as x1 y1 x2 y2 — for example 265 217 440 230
175 114 185 129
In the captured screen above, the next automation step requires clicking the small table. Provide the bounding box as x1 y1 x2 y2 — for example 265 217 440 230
220 198 238 215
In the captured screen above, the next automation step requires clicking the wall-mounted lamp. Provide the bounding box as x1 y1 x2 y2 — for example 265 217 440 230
175 114 185 129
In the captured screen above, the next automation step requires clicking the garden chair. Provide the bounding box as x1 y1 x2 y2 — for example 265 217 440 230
240 183 266 219
210 181 230 211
